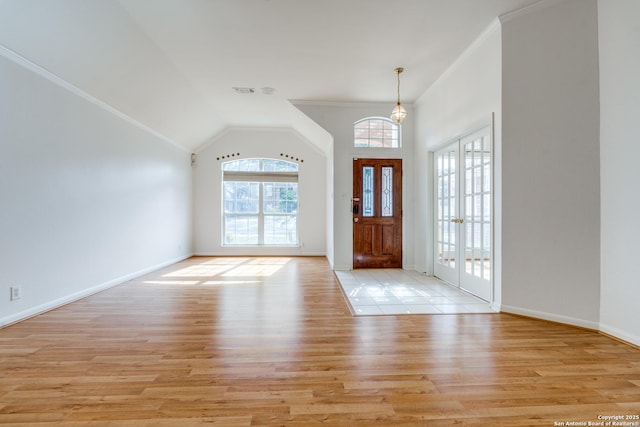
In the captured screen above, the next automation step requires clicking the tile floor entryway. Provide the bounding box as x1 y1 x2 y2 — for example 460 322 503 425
335 269 496 316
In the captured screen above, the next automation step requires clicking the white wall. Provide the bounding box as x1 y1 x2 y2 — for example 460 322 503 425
413 21 502 301
598 0 640 346
193 128 326 256
0 51 193 326
500 0 600 328
325 141 335 267
295 102 415 271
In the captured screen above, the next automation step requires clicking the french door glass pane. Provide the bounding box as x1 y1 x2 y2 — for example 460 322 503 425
483 164 491 192
483 135 491 154
450 171 456 198
474 166 482 193
443 173 449 197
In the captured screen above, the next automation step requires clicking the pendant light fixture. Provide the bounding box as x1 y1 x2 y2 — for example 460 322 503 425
390 67 407 124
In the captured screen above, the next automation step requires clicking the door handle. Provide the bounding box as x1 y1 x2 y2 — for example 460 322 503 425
452 218 464 224
353 204 359 214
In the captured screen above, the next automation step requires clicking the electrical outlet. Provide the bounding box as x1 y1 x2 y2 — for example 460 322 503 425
10 286 22 301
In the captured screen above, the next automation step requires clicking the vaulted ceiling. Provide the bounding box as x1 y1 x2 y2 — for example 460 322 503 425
0 0 540 151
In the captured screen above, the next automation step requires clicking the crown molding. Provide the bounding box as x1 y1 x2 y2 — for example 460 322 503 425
0 43 188 153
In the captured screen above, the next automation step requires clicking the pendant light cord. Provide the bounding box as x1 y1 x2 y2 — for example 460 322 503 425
394 67 404 105
397 70 401 104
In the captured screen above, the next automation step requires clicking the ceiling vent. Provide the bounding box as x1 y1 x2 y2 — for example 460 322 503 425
232 87 255 94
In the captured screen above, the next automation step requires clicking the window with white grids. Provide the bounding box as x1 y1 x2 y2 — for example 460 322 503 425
222 159 298 246
354 117 400 148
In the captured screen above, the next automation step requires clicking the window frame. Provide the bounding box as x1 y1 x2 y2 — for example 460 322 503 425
222 158 299 247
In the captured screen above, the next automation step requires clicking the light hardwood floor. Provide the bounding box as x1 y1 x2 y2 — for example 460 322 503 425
1 257 639 426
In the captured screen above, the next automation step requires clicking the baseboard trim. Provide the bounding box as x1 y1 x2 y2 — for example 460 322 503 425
501 304 600 331
0 253 193 328
599 323 640 348
193 251 326 257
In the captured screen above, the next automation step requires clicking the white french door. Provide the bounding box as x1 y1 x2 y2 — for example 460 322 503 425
434 126 492 301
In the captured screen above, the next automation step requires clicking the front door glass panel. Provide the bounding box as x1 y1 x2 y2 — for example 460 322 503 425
363 166 374 217
381 166 393 217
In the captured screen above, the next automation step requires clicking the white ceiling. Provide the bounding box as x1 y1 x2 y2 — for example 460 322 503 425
0 0 540 151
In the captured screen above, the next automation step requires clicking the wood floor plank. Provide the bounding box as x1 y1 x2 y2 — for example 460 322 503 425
1 256 639 425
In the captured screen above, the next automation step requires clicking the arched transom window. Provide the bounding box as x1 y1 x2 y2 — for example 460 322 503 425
222 158 298 246
354 117 400 148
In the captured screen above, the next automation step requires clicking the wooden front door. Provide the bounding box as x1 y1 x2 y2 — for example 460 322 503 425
353 158 402 268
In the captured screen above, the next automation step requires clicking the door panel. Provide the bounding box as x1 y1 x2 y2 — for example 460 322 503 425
353 158 402 268
434 146 459 285
459 128 492 300
382 225 395 254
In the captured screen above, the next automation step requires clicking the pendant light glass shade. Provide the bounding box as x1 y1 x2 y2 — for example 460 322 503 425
390 67 407 124
391 102 407 124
